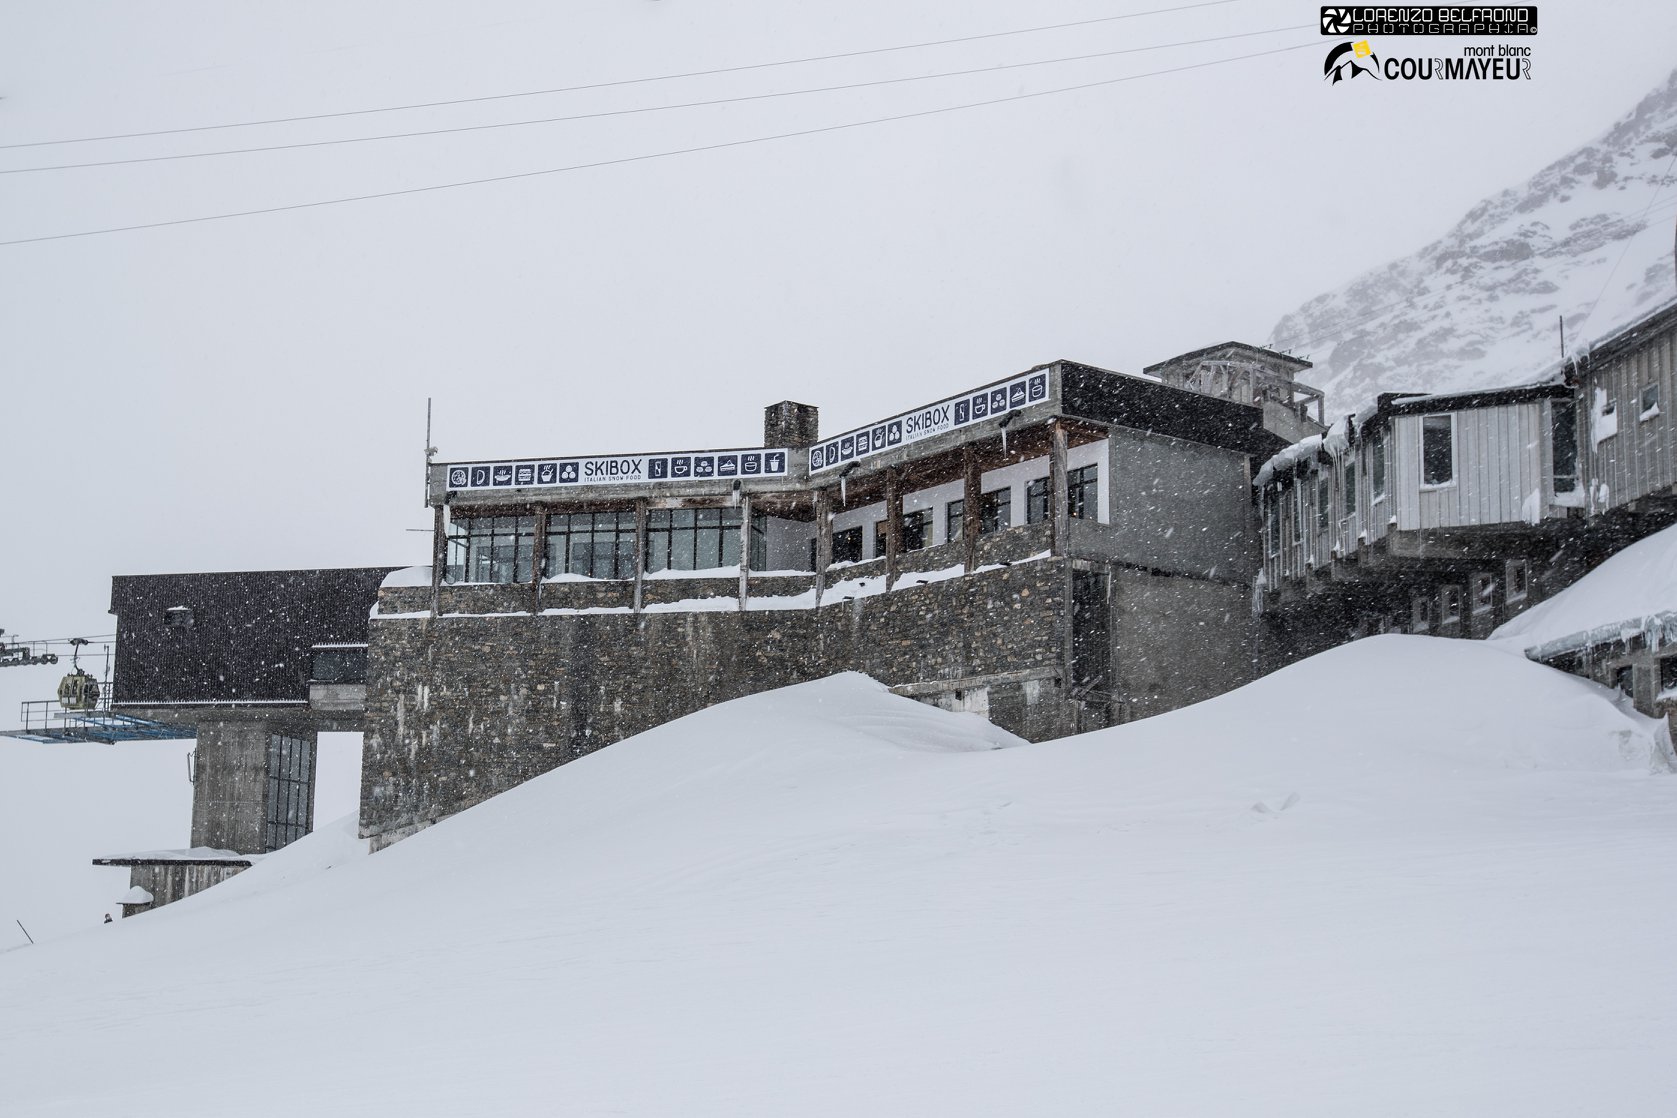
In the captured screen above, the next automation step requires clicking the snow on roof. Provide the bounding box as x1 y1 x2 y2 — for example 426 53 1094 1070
380 566 432 589
93 847 258 866
1492 522 1677 655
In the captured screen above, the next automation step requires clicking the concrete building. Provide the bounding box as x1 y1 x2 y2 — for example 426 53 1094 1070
94 567 395 914
362 355 1324 849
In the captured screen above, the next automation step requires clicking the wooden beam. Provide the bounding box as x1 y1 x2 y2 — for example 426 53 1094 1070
1050 419 1070 557
430 505 445 617
738 493 752 612
884 468 902 590
531 508 549 613
814 487 832 607
632 499 647 614
962 445 981 573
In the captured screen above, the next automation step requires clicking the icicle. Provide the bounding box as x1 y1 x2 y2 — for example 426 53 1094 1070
1001 425 1009 456
840 474 847 505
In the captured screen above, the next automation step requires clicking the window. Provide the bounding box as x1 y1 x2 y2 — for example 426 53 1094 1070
539 511 635 579
1641 383 1660 420
1422 414 1454 486
1315 474 1330 531
1411 595 1431 632
1343 461 1357 516
1266 498 1280 557
1471 573 1495 615
310 645 367 684
643 508 740 575
1370 433 1387 501
163 606 195 629
873 510 930 555
264 733 312 852
1440 585 1463 624
946 487 1011 543
981 488 1011 533
1551 399 1579 493
1067 465 1098 520
447 515 536 584
1660 656 1677 696
832 527 863 564
1506 559 1530 602
1025 477 1050 524
1612 665 1634 699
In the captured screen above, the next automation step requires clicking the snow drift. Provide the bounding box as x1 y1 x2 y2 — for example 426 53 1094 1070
1493 521 1677 653
2 637 1674 1116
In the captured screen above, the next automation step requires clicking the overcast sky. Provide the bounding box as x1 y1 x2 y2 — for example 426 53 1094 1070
4 0 1676 720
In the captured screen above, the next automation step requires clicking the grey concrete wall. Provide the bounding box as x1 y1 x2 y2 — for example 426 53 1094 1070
190 718 317 854
1111 568 1257 721
1109 430 1257 581
363 561 1081 847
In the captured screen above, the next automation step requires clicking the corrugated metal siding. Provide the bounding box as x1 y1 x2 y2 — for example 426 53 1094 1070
1399 404 1547 529
1586 323 1677 508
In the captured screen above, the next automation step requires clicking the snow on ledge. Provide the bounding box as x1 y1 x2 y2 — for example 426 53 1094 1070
380 566 432 588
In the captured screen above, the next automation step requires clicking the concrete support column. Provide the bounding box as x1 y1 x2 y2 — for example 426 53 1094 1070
738 493 753 612
962 445 981 573
633 500 648 614
191 717 318 855
531 507 548 613
885 468 902 590
1050 420 1070 557
813 487 832 607
430 505 445 617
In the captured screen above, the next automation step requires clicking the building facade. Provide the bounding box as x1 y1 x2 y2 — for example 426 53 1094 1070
361 354 1322 849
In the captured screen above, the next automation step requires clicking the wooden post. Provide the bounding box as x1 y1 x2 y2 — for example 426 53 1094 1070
885 468 902 590
430 504 445 617
962 445 981 573
632 500 647 615
1050 420 1070 557
531 507 548 613
813 488 832 607
738 493 753 612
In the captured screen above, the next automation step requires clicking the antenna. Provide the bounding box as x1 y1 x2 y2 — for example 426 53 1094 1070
424 397 437 506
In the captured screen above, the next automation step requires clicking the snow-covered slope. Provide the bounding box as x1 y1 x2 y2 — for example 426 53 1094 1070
1493 521 1677 652
1270 67 1677 410
0 738 193 948
2 647 1675 1116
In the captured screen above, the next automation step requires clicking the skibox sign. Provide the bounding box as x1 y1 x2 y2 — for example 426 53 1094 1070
809 369 1051 473
445 449 791 491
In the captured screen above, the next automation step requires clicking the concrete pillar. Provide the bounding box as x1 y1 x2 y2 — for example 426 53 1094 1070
633 500 648 614
190 717 318 854
738 493 753 612
813 487 832 607
1050 420 1070 557
430 505 445 617
885 468 902 590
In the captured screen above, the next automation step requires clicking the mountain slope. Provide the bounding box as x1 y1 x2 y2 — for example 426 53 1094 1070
1270 67 1677 411
2 645 1674 1116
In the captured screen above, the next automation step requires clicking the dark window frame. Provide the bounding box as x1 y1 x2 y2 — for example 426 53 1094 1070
1422 414 1455 487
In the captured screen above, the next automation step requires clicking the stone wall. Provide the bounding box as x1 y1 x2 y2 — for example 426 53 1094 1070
362 560 1077 847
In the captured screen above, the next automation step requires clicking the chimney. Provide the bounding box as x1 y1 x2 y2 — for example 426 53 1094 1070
763 401 819 448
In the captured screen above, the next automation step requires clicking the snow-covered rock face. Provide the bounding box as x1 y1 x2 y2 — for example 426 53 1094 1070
1270 67 1677 411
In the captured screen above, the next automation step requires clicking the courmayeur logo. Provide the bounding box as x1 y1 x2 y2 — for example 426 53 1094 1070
1324 40 1379 83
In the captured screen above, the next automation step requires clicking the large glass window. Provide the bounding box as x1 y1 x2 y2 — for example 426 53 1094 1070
1422 414 1454 486
1025 477 1050 524
1315 474 1330 530
264 733 312 852
832 526 863 563
981 487 1011 533
946 499 965 544
543 511 636 580
1551 399 1579 493
1266 498 1280 557
1343 461 1357 515
447 515 536 584
644 508 742 574
1067 465 1098 520
1370 433 1387 500
874 510 930 555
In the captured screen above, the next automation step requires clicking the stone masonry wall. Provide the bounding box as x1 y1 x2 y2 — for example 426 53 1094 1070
362 560 1076 846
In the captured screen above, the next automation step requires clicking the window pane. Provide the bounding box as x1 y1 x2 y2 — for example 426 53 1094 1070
1343 462 1357 515
946 499 965 543
1422 415 1453 485
1551 400 1578 492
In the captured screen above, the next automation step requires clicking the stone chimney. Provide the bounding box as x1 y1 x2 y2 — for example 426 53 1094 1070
763 401 820 448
